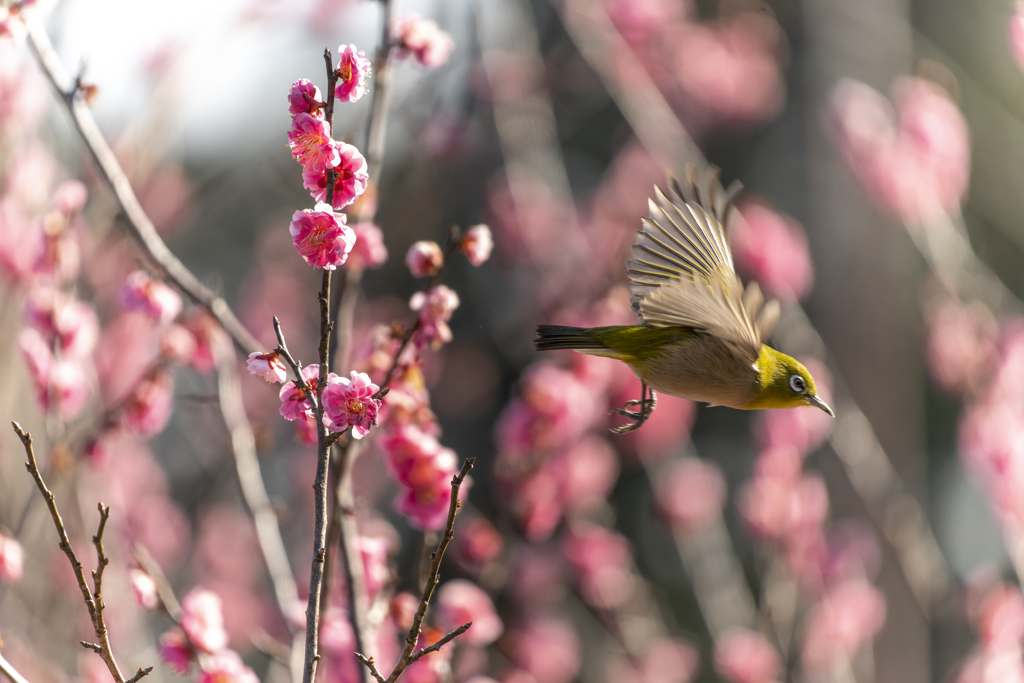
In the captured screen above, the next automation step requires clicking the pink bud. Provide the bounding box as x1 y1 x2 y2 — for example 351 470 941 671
246 351 288 383
405 240 444 277
288 78 323 118
461 224 493 266
130 568 159 610
0 534 23 582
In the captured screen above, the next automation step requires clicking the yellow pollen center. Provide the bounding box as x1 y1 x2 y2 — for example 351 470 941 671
346 398 364 414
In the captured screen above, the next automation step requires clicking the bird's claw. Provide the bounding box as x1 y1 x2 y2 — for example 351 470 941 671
609 385 658 434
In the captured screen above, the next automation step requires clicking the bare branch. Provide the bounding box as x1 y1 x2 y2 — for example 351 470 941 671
407 623 472 664
14 422 149 683
353 655 387 683
133 545 183 621
0 651 32 683
22 17 261 355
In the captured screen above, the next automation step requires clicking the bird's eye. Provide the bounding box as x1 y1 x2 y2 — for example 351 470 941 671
789 375 806 393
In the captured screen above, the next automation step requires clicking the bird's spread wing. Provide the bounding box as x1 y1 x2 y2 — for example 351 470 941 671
627 167 780 365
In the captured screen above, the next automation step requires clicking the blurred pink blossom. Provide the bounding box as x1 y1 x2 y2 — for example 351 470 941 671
410 285 460 350
247 351 288 383
118 270 182 324
604 0 691 47
25 288 99 359
461 224 493 266
302 142 368 210
359 535 390 599
390 591 419 632
180 588 229 653
288 78 324 118
51 180 88 215
0 534 23 582
130 568 159 609
454 516 504 568
122 370 174 436
830 77 970 224
198 650 259 683
606 637 699 683
406 240 444 278
347 222 388 270
562 522 634 610
0 43 47 137
320 608 362 683
183 311 222 373
973 583 1024 651
510 616 581 683
714 628 781 683
394 472 456 531
669 12 785 131
323 371 381 438
393 14 454 68
552 435 619 514
279 364 320 420
800 579 887 674
288 113 340 173
336 44 372 103
158 628 194 674
5 142 57 212
925 297 997 396
732 201 813 302
0 197 39 281
655 458 727 533
436 579 504 645
290 203 355 270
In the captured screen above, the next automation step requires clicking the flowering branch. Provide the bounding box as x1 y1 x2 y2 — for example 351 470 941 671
13 422 153 683
356 457 475 683
301 47 341 683
22 18 262 356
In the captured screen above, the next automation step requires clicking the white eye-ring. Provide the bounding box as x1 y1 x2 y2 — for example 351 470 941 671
789 375 806 393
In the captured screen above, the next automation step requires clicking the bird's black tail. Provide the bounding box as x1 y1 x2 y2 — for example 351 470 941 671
534 325 608 352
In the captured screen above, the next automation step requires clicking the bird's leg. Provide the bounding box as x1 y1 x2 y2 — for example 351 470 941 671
609 382 658 434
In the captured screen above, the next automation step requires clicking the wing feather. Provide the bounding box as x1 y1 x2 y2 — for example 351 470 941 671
627 166 779 365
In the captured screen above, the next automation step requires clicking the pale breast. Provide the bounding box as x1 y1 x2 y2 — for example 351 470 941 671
628 333 760 409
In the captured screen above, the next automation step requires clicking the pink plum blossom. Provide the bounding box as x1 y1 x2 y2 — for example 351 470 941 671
130 568 159 610
246 351 288 383
394 470 456 530
322 371 381 438
180 588 229 653
800 579 887 674
410 285 460 349
405 240 444 277
0 534 23 582
158 628 194 674
510 616 581 683
279 364 320 420
198 650 260 683
655 458 727 533
347 222 388 270
289 203 355 269
830 77 970 224
460 224 493 266
436 579 504 646
925 297 997 396
383 427 461 529
122 371 175 436
336 44 372 103
732 201 813 302
562 523 634 610
25 288 99 359
301 141 368 209
288 78 324 118
392 14 454 68
288 113 340 173
119 270 183 324
714 628 781 683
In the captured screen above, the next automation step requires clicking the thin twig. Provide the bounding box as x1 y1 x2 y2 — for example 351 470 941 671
356 458 475 683
353 655 386 683
22 17 261 356
407 623 471 663
133 545 184 621
13 422 150 683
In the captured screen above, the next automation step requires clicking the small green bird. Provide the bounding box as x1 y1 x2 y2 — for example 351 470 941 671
535 168 834 433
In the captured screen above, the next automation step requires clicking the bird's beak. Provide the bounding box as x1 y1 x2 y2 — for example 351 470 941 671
807 394 835 417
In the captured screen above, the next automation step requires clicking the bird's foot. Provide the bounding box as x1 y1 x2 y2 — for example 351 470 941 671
609 385 658 434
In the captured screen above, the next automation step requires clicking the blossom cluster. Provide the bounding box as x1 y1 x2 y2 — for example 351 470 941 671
272 364 383 440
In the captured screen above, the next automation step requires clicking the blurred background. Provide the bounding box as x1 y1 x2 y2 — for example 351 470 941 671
1 0 1023 682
